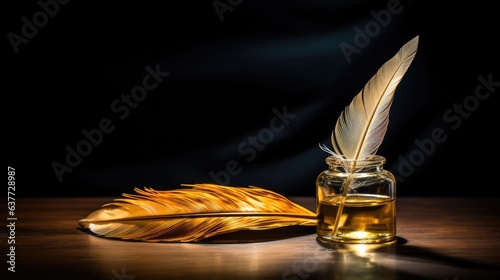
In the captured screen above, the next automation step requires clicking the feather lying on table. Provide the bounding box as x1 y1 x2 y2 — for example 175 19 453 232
78 183 317 242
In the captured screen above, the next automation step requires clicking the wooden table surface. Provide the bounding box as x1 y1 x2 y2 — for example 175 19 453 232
2 197 500 280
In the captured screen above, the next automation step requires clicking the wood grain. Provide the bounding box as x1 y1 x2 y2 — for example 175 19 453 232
2 197 500 280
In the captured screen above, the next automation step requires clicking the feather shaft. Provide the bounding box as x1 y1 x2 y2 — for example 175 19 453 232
79 212 316 223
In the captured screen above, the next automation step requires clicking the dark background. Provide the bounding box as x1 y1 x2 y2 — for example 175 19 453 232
5 0 498 198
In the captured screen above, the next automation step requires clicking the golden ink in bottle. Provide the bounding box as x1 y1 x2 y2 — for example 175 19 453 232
316 155 396 244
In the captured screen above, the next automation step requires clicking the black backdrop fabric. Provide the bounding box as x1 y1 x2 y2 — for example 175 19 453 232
5 0 498 197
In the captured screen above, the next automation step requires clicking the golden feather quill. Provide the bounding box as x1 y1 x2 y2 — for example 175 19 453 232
326 36 419 237
78 184 317 242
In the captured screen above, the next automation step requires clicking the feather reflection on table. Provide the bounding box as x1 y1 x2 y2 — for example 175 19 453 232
78 184 317 242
